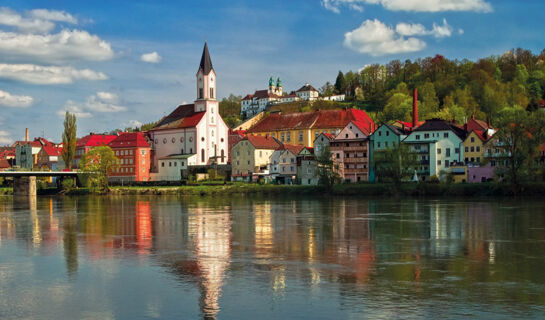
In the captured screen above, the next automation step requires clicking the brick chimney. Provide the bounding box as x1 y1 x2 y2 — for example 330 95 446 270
25 128 29 142
412 88 418 128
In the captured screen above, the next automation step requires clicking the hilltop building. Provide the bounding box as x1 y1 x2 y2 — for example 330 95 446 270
148 42 229 180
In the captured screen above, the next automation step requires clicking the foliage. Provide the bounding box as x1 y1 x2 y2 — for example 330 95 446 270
315 145 341 189
79 146 119 192
219 94 242 126
373 143 419 184
61 178 75 191
62 112 77 170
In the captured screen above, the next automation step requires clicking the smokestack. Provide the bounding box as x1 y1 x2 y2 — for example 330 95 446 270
25 128 29 142
412 88 418 128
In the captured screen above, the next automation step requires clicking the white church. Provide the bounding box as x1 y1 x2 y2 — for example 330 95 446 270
148 42 229 180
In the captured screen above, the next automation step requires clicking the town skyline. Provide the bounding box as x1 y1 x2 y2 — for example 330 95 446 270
0 0 543 144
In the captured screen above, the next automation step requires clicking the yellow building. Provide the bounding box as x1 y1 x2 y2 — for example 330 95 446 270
246 108 375 148
463 131 487 164
231 135 282 178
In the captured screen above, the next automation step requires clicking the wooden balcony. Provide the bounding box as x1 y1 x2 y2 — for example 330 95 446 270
344 157 368 164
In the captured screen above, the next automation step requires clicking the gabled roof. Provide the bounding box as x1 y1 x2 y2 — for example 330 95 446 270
296 83 318 93
42 145 62 156
351 120 371 136
152 104 205 130
247 108 374 133
77 134 117 147
0 159 10 169
253 89 279 99
109 132 150 148
321 132 335 140
414 119 466 139
243 135 282 150
242 94 254 101
466 116 493 132
281 144 305 155
383 123 411 136
198 42 213 75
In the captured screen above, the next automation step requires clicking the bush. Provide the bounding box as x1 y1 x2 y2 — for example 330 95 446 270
62 178 75 191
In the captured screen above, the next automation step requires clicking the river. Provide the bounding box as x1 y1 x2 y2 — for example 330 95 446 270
0 195 544 319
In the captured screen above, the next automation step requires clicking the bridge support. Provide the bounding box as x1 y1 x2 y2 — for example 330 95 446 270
13 176 37 196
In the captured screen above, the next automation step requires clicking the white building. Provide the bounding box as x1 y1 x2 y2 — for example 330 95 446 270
295 83 319 101
149 42 229 179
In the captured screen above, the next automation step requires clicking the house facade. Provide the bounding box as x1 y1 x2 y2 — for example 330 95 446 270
246 108 375 148
231 135 281 180
297 147 318 185
369 124 411 182
36 145 64 170
403 119 465 181
313 132 334 159
74 134 117 168
15 138 54 169
269 145 304 184
108 132 151 182
295 83 319 100
148 42 229 174
330 121 370 183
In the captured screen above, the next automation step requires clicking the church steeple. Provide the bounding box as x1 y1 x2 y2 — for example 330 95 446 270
198 42 214 75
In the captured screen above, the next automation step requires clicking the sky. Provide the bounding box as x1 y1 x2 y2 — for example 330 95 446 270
0 0 543 144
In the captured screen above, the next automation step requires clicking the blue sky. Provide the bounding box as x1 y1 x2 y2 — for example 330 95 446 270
0 0 543 144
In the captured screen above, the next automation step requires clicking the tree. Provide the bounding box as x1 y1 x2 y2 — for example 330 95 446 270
373 143 419 184
380 92 412 123
219 94 242 127
334 71 346 94
315 145 340 189
62 112 77 170
79 146 119 192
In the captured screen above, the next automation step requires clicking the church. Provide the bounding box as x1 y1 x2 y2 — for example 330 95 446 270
148 42 229 180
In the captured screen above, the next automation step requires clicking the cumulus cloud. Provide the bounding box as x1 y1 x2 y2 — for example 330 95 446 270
0 89 34 108
322 0 492 13
344 19 426 56
0 63 108 84
0 130 13 145
86 92 127 112
57 100 93 118
0 29 114 63
140 51 162 63
0 7 77 33
396 19 455 38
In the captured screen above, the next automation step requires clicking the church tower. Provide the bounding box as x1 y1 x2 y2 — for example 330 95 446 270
195 42 217 112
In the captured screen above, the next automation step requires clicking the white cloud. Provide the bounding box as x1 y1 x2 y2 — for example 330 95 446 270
140 51 162 63
0 29 114 63
0 130 13 145
0 89 33 108
396 19 454 38
322 0 492 13
0 63 108 84
86 92 127 112
57 100 93 118
28 9 77 24
124 120 143 128
344 19 426 56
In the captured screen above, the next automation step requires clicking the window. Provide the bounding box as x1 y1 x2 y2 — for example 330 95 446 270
471 146 475 152
444 132 449 138
416 135 420 140
299 131 303 142
201 149 205 163
290 166 294 172
455 148 460 154
141 150 146 155
385 142 388 147
161 162 165 167
446 148 451 157
163 138 167 144
221 149 225 162
476 146 481 152
281 133 285 141
379 131 382 136
174 162 177 167
115 151 119 155
377 142 381 148
438 160 441 166
477 157 481 162
465 146 469 152
290 158 294 163
210 88 214 98
386 131 390 136
286 133 291 142
471 137 475 142
437 148 441 154
363 152 367 157
346 153 349 158
356 133 359 138
121 159 124 164
169 162 172 167
336 153 340 159
199 88 203 99
425 133 430 138
445 160 450 167
345 134 349 138
247 160 250 165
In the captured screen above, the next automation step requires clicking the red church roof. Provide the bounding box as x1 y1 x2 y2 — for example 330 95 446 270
152 104 205 130
77 134 118 147
109 132 150 148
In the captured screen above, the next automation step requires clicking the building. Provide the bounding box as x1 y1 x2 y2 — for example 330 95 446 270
246 108 375 148
36 145 64 170
403 119 465 181
15 137 55 169
330 121 371 183
269 144 304 184
295 83 319 101
462 116 496 165
74 133 117 168
108 132 151 182
227 129 245 163
313 132 335 159
369 124 411 182
230 135 282 181
148 42 229 178
297 147 318 185
0 147 15 167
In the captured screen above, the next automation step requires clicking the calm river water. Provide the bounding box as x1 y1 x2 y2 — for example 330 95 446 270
1 195 545 319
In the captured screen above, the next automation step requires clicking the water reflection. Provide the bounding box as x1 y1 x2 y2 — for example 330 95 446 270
0 195 544 319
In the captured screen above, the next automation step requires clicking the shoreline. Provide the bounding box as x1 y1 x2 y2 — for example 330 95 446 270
1 182 542 197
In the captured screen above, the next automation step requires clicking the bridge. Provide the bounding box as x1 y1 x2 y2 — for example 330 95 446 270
0 171 82 196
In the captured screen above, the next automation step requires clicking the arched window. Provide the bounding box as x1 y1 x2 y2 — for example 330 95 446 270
221 149 225 162
201 149 205 163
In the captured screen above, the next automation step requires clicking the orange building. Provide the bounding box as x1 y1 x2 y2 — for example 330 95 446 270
108 132 151 182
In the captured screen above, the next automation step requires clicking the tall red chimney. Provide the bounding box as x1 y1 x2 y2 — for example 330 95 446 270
412 88 418 128
25 128 29 142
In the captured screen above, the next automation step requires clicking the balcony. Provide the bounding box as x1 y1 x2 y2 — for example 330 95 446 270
421 160 430 165
344 157 367 163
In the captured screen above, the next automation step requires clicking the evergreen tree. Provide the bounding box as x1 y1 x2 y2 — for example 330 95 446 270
334 71 346 94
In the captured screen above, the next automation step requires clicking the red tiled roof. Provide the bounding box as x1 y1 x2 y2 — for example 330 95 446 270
152 104 205 130
351 120 371 136
42 145 62 156
77 134 118 147
253 90 278 99
0 159 10 169
321 132 335 140
247 108 374 133
466 117 493 132
109 132 150 148
282 144 305 155
242 94 253 101
244 135 282 150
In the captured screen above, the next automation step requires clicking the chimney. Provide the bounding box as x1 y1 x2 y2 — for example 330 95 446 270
25 128 29 142
412 88 418 128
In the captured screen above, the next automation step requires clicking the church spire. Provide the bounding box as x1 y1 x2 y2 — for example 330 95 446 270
199 41 213 75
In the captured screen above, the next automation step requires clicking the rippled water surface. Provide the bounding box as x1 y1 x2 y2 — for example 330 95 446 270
1 195 545 319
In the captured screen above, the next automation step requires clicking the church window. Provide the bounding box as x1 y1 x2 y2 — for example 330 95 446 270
210 88 214 98
201 137 205 142
163 138 167 144
171 137 175 143
180 137 184 143
199 88 203 99
201 149 205 162
221 138 224 142
211 130 214 137
189 137 193 142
